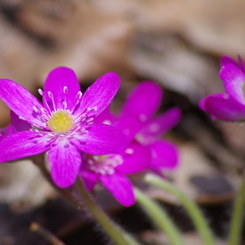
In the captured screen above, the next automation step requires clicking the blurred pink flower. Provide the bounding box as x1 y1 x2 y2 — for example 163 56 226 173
80 81 181 206
200 56 245 121
120 81 181 176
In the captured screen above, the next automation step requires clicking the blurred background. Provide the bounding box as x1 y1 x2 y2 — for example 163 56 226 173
0 0 245 244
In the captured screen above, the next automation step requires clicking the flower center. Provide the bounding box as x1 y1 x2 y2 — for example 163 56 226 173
48 110 74 133
86 154 123 175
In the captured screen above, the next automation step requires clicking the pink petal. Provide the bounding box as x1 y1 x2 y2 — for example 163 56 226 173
149 167 166 178
75 72 120 117
199 93 228 121
0 125 13 141
116 141 151 174
121 81 163 121
10 111 31 132
220 56 237 67
220 55 245 73
199 94 226 112
113 115 143 141
80 169 98 191
0 131 50 162
238 55 245 73
72 124 127 155
48 141 81 188
141 107 181 139
93 106 116 125
43 67 81 112
150 139 179 170
0 111 31 140
204 94 245 121
0 79 44 127
99 173 135 206
220 64 245 105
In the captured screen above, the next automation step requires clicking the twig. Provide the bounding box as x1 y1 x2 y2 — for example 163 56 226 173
30 222 66 245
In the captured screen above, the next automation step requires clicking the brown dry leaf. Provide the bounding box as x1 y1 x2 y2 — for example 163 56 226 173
0 0 244 127
14 2 134 82
216 121 245 156
0 15 49 126
128 33 221 103
0 160 54 207
0 2 133 126
171 143 219 199
92 0 245 57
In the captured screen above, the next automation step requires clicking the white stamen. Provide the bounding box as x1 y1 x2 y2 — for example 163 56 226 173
47 91 56 111
108 169 114 175
125 148 134 154
75 106 98 123
150 123 160 133
87 107 98 112
48 91 53 99
88 159 93 165
40 108 48 114
87 154 123 175
77 91 83 100
100 170 106 175
63 86 68 94
69 91 83 114
62 101 67 110
38 88 43 96
139 114 147 122
33 106 38 113
86 117 94 123
43 100 52 115
102 120 111 125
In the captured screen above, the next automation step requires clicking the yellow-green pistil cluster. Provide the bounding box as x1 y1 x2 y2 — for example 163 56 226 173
48 110 74 133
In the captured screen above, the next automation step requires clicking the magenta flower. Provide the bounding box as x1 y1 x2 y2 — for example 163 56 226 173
200 56 245 121
0 126 13 141
80 81 181 206
81 139 151 207
0 68 127 188
121 81 181 176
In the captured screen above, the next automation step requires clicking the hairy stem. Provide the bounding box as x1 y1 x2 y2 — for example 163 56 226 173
134 188 186 245
144 174 215 245
33 155 140 245
228 175 245 245
75 178 141 245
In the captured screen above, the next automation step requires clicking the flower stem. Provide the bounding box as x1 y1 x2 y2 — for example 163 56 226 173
134 187 186 245
144 174 215 245
75 178 141 245
228 175 245 245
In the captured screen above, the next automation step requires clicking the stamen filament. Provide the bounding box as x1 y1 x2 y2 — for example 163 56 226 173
48 91 57 112
38 88 43 96
70 91 83 114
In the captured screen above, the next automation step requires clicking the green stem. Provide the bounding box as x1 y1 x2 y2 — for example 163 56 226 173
134 188 186 245
144 174 215 245
75 178 141 245
33 157 140 245
228 175 245 245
